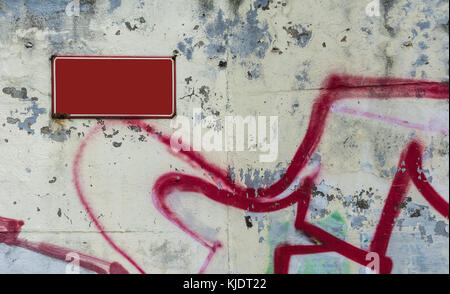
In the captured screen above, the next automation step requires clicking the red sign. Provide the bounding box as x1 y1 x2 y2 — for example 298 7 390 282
52 56 176 118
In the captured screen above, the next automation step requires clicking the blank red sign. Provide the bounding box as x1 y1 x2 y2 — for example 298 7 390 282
52 56 176 118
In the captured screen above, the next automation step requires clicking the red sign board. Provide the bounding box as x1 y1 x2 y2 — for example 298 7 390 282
52 56 176 118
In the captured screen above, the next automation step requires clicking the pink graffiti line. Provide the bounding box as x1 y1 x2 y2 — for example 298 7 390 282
73 74 449 274
0 216 129 274
331 104 449 135
73 124 146 274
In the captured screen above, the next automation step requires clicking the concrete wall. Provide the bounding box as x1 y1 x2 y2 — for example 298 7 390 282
0 0 448 274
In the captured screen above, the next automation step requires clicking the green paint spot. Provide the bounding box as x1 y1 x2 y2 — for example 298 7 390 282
265 211 349 273
316 211 347 239
296 255 351 274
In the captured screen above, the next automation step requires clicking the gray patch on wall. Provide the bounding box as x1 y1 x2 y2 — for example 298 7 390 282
40 125 73 142
181 1 272 65
2 87 46 135
236 165 286 190
434 221 449 237
381 0 396 37
283 24 313 48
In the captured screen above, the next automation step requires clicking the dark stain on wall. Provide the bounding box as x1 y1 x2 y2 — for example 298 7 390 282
198 0 214 13
229 0 244 11
244 215 253 228
381 0 396 37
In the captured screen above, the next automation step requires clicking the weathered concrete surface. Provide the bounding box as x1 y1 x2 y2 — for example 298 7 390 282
0 0 448 274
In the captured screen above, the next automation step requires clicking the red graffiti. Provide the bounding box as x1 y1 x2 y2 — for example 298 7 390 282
0 216 129 274
274 140 448 274
73 74 449 274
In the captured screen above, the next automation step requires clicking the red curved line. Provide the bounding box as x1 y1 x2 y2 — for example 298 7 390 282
370 140 449 257
406 141 449 218
0 216 129 274
73 74 449 274
276 140 448 274
73 125 146 274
